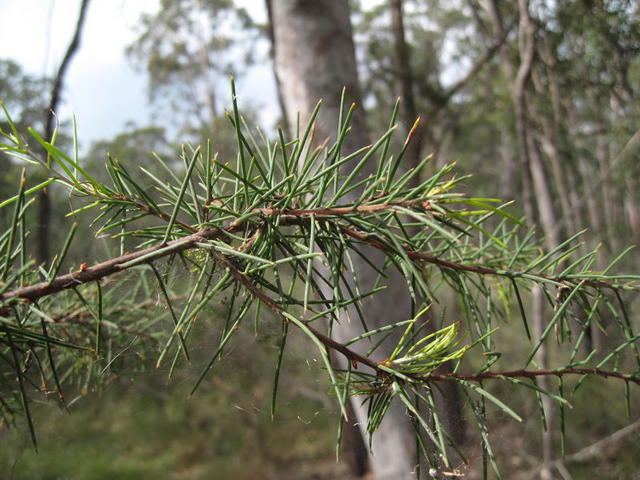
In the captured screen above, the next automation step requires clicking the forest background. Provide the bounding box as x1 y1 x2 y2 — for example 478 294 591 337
1 0 639 479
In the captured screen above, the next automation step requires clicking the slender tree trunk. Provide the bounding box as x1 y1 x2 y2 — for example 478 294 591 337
264 0 290 135
194 0 217 130
536 42 585 242
270 1 421 478
526 124 561 250
563 97 609 257
39 0 91 265
530 69 573 238
389 0 466 446
514 2 556 474
512 0 536 224
596 128 617 251
389 0 422 170
480 0 519 202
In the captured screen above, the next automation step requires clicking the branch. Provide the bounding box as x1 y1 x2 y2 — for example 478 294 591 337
333 222 636 292
423 368 640 385
2 202 637 306
45 0 91 140
1 211 638 401
438 19 515 107
255 199 435 217
198 248 640 388
527 419 640 479
0 227 222 303
563 419 640 463
250 205 636 292
426 18 515 116
208 248 381 373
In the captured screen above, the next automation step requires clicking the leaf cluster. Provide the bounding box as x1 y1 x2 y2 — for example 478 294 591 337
0 84 639 475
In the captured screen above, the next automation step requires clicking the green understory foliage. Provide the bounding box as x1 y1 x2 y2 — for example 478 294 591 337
0 327 342 480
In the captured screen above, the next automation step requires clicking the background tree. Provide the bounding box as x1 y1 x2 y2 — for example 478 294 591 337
269 1 422 477
2 80 640 478
37 0 90 265
1 1 640 479
0 60 50 195
127 0 257 135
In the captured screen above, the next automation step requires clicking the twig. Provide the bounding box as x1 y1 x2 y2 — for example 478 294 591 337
256 199 435 217
193 249 640 389
334 222 632 291
208 248 381 372
0 227 222 302
424 368 640 385
2 202 637 305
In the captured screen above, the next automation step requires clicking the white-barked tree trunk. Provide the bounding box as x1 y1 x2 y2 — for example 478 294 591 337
270 1 420 478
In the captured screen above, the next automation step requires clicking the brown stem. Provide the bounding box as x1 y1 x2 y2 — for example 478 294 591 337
256 199 435 217
1 227 222 303
424 367 640 385
1 217 638 399
333 222 629 292
209 248 381 372
208 244 640 388
2 203 636 305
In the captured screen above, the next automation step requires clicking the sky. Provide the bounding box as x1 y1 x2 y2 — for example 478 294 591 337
0 0 278 150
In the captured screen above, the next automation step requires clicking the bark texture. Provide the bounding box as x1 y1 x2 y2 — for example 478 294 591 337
270 1 419 477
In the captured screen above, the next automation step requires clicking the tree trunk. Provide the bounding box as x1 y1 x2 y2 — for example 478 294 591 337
514 2 556 474
194 0 218 130
512 0 536 225
389 0 466 446
39 0 91 265
389 0 423 170
270 1 421 477
479 0 521 203
264 0 290 134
